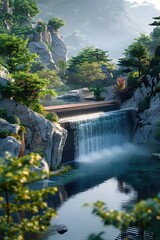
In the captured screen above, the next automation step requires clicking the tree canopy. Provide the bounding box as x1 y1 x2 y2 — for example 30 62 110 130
118 41 150 77
0 34 37 72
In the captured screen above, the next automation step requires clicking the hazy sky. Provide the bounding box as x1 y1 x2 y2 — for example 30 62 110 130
128 0 160 9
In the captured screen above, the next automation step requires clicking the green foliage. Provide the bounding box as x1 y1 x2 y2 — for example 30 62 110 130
6 115 20 125
127 71 140 89
89 86 105 101
45 112 59 123
67 61 106 87
30 61 45 73
10 25 34 37
0 129 21 140
86 196 160 231
151 27 160 39
138 96 150 113
0 108 7 119
12 0 39 18
0 129 11 139
0 71 55 108
48 17 65 31
37 69 62 89
118 41 150 77
0 153 57 240
36 20 46 33
31 104 45 115
67 47 111 72
0 34 37 73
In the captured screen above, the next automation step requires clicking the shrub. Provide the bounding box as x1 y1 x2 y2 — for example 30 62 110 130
48 17 65 31
6 115 21 125
89 86 105 101
0 129 21 140
0 153 57 239
45 112 59 123
32 104 45 115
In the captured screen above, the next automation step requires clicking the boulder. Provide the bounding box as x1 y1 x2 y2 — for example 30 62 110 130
0 118 20 134
57 88 94 103
0 136 21 158
0 98 67 169
56 224 68 234
28 41 57 70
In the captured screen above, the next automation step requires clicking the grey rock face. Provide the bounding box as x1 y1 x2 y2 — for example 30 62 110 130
104 85 121 103
121 76 160 143
0 98 67 169
133 93 160 143
28 41 57 70
0 118 21 158
0 136 21 158
0 118 20 134
50 30 67 65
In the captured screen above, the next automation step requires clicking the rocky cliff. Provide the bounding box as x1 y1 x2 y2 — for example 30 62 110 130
121 75 160 144
28 23 67 70
0 72 67 170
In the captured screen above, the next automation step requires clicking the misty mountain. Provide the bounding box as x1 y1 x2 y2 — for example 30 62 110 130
36 0 160 59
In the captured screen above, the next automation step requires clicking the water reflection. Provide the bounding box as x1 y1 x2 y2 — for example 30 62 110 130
41 143 160 240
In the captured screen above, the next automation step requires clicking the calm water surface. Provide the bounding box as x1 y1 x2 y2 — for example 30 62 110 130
40 143 160 240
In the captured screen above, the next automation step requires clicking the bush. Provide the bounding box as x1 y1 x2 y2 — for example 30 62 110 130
45 112 59 123
32 104 45 115
0 129 21 140
48 17 65 31
6 115 21 125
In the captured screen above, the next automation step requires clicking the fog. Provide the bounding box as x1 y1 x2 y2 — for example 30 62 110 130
37 0 160 59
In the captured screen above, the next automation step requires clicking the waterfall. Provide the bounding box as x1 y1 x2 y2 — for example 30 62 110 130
69 110 132 159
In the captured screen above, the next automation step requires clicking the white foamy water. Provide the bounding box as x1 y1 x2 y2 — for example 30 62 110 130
69 110 132 159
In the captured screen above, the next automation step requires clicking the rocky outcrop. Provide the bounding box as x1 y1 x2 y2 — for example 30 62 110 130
28 41 57 70
133 93 160 143
0 67 10 86
121 75 160 143
0 118 20 134
28 24 67 70
57 88 94 103
0 118 21 158
0 98 67 170
50 29 67 65
0 136 21 158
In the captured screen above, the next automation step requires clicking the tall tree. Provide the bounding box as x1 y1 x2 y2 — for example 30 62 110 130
118 42 150 77
66 47 113 87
